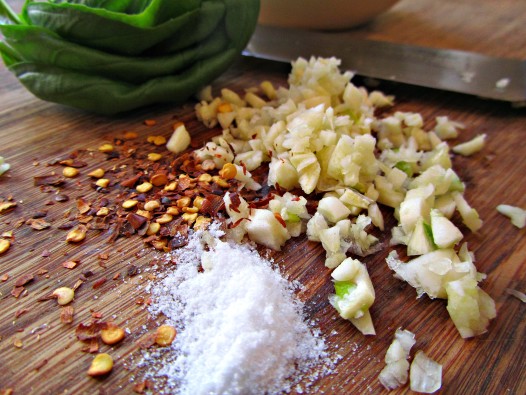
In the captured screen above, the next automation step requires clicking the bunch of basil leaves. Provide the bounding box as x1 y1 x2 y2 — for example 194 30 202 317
0 0 260 114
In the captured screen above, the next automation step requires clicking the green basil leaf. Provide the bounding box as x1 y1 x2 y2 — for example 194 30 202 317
1 23 228 83
25 2 200 55
150 0 224 54
10 48 237 114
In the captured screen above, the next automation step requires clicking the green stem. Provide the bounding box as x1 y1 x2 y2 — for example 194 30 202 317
0 0 21 25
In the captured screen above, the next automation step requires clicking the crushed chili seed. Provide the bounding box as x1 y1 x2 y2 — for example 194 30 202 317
13 338 23 348
98 143 114 153
1 273 8 282
63 166 80 178
0 239 10 254
88 168 105 178
100 323 125 345
0 201 17 214
147 135 166 146
66 225 87 243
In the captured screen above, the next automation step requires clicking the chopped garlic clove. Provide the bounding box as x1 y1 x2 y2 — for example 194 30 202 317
167 123 191 154
409 351 442 393
496 204 526 228
452 134 486 156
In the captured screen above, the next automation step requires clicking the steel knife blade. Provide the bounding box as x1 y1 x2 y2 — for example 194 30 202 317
244 25 526 103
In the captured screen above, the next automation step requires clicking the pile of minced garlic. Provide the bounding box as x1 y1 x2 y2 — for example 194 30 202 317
137 56 504 393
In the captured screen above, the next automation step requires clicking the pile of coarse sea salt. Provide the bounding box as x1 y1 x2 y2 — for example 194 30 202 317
140 224 336 394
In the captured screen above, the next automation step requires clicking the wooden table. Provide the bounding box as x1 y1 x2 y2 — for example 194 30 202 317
1 0 525 394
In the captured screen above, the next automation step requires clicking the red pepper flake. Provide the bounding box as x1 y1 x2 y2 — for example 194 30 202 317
34 359 48 372
33 174 65 187
91 312 103 319
11 287 26 299
274 212 287 228
127 212 147 230
87 337 99 354
15 309 29 319
14 274 34 287
59 159 88 168
133 380 152 394
240 161 247 175
137 332 157 349
26 218 51 230
98 253 109 260
229 217 249 229
144 119 157 126
75 321 108 342
41 249 51 258
92 278 107 290
76 197 91 214
60 306 74 324
120 174 142 188
62 260 79 269
113 273 121 280
228 192 242 213
0 273 8 282
36 268 48 275
31 360 49 375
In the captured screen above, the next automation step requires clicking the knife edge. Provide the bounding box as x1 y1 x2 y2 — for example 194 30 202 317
244 25 526 103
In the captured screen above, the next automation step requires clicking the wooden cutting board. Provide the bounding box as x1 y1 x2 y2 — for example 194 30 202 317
0 54 525 395
1 0 526 392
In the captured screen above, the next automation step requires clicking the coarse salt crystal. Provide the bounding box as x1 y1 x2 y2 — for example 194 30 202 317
143 230 333 394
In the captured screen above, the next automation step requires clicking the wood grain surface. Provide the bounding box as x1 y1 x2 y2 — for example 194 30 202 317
1 1 525 394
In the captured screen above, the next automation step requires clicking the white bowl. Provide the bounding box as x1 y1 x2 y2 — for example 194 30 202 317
258 0 399 30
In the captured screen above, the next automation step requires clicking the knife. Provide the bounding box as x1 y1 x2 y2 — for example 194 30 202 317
244 24 526 103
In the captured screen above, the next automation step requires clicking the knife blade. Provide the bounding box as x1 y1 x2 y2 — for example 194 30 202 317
244 25 526 103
